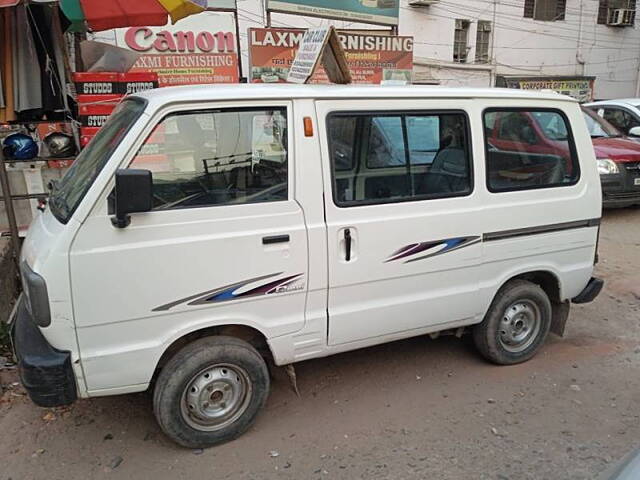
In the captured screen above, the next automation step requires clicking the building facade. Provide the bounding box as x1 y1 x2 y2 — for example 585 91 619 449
235 0 640 99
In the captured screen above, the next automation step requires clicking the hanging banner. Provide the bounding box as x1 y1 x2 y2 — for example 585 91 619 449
267 0 399 26
249 28 412 84
104 13 239 86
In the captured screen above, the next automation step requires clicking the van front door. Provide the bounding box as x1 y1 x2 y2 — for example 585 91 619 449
316 100 484 346
69 102 309 392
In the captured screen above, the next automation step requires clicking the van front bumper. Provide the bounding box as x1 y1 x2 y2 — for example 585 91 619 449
601 167 640 208
11 296 77 407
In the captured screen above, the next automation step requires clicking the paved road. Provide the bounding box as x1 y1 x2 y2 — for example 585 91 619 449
1 208 639 480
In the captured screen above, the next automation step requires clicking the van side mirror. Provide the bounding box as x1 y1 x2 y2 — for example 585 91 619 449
628 126 640 137
111 169 153 228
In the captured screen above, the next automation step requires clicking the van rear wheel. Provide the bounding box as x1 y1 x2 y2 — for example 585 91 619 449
473 280 552 365
153 336 270 448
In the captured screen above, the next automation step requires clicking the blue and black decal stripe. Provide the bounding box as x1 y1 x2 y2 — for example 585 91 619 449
386 236 480 264
387 218 600 264
152 272 304 312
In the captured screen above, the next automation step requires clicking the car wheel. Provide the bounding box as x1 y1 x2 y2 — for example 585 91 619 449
473 279 552 365
153 336 270 448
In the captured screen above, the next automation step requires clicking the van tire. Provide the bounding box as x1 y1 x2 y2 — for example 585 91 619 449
153 336 270 448
473 280 552 365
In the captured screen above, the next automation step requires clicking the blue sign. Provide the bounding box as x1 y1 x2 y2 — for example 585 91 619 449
267 0 399 26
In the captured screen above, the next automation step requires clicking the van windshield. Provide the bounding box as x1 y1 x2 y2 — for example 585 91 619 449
49 98 146 224
582 108 621 138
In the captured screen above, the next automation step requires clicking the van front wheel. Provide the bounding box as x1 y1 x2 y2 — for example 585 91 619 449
473 280 552 365
153 336 270 448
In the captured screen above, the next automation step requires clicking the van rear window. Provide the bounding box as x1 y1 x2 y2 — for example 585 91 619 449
483 108 580 192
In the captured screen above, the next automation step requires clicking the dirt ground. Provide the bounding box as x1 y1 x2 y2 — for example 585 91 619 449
1 208 639 480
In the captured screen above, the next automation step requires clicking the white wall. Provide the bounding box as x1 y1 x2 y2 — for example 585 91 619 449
233 0 640 99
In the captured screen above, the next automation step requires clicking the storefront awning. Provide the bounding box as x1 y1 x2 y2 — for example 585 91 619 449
0 0 57 6
55 0 207 32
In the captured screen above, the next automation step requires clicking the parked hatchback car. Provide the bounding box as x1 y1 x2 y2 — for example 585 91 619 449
584 98 640 139
582 107 640 207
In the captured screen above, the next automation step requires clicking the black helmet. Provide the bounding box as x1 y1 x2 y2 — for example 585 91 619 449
44 132 76 158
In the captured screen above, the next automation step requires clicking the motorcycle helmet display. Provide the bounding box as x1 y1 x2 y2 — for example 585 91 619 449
2 133 38 160
43 132 77 158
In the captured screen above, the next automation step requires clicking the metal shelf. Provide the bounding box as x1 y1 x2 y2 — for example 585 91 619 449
2 156 75 164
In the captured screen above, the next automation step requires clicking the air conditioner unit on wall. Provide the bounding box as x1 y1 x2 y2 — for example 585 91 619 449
607 8 635 26
408 0 440 6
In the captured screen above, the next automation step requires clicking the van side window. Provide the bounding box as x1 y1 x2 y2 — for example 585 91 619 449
128 108 288 210
327 112 472 206
483 109 579 192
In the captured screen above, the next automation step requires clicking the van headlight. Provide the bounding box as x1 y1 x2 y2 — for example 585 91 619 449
597 158 619 175
20 261 51 327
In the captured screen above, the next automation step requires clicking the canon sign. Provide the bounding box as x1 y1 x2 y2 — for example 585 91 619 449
124 27 235 53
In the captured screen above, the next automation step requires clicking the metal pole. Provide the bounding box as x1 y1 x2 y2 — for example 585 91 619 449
234 9 244 81
490 0 497 86
0 148 21 268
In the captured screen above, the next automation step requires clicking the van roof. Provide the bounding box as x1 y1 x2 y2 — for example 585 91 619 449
134 83 577 107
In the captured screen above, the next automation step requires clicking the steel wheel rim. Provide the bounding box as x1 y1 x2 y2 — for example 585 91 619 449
498 299 541 353
181 363 252 432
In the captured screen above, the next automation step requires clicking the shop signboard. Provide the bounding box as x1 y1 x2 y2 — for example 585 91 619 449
498 76 596 102
267 0 399 26
110 13 239 86
287 27 330 83
249 28 412 85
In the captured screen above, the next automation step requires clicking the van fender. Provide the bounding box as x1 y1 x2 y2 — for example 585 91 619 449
479 263 565 323
151 317 277 379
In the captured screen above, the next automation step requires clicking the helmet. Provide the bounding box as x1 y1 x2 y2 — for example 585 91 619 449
2 133 38 160
43 132 76 158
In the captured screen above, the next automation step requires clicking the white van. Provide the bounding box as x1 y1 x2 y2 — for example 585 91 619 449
13 85 603 448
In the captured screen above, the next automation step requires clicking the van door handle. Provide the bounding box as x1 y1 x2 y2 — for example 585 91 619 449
262 234 290 245
344 228 352 262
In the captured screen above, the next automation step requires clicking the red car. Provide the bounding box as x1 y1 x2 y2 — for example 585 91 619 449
485 108 640 207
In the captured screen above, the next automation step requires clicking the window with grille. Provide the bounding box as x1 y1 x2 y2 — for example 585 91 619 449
475 21 492 63
453 20 470 63
598 0 637 25
524 0 566 20
127 108 289 211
